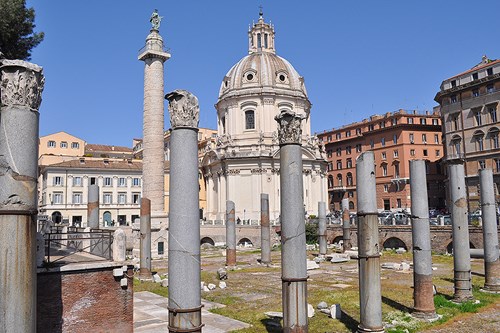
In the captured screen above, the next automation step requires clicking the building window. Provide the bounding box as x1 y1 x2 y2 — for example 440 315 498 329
451 80 456 87
382 164 388 176
381 138 385 147
346 130 351 137
370 140 374 148
73 177 82 187
436 150 440 157
472 72 478 80
118 177 126 187
349 201 355 210
356 128 362 135
384 184 389 192
487 84 494 94
432 119 439 125
72 192 82 204
452 114 460 131
393 134 398 144
495 159 500 173
434 134 439 144
346 158 352 168
336 133 341 140
394 163 400 178
392 118 398 126
327 162 333 171
337 174 343 187
132 193 141 204
423 149 428 157
53 176 63 186
410 149 415 156
473 89 480 97
104 177 112 187
118 193 126 204
71 142 79 149
327 150 332 158
47 140 56 148
487 68 493 76
381 152 386 160
103 193 112 204
393 150 399 158
245 110 255 130
346 146 351 154
380 122 385 129
158 242 164 255
60 141 68 148
489 106 497 123
474 109 482 126
368 124 374 131
327 135 332 142
397 198 402 208
348 192 354 198
336 160 342 170
336 148 342 156
132 178 141 186
420 118 426 125
479 160 486 169
347 173 353 186
328 176 334 188
53 192 63 204
407 117 414 124
450 95 457 104
355 144 362 153
409 133 414 143
491 130 500 149
422 134 427 143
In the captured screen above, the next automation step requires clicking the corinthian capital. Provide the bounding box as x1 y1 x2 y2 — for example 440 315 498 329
0 60 44 111
275 110 304 145
165 89 200 129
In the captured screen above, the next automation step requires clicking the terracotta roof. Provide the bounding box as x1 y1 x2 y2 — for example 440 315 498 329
85 144 133 152
446 58 500 81
43 159 142 170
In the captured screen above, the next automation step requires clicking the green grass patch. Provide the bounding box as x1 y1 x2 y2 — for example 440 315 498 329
133 278 169 298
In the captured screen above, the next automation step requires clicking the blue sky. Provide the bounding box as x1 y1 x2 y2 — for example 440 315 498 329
28 1 500 147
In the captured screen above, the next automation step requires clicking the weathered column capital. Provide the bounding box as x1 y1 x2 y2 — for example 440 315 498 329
274 110 304 145
166 89 200 129
0 59 44 111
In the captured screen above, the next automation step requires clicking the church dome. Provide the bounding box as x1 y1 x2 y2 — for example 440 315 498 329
218 13 308 102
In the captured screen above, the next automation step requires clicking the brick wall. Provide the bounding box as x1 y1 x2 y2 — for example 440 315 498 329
37 263 133 333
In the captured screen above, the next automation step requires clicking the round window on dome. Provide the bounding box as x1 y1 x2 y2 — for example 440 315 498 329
246 73 254 81
279 74 286 82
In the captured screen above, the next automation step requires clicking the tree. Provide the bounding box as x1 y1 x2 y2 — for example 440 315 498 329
0 0 44 60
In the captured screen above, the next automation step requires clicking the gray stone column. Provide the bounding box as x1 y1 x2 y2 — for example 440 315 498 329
138 14 171 227
479 168 500 292
226 200 236 266
341 198 351 252
140 197 152 277
0 59 44 333
448 162 474 302
318 201 327 256
356 152 384 333
166 90 202 332
87 184 99 228
261 193 271 265
275 110 308 332
409 160 437 319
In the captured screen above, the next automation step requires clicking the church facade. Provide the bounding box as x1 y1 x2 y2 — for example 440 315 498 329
201 13 327 223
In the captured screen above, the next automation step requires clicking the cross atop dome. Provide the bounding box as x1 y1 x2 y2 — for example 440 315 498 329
248 8 275 54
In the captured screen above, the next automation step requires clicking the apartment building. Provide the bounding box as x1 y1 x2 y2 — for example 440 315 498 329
434 55 500 210
317 109 445 213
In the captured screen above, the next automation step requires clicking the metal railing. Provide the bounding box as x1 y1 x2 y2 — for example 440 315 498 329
44 227 113 264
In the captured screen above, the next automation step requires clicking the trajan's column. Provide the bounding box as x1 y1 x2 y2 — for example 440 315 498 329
138 10 170 229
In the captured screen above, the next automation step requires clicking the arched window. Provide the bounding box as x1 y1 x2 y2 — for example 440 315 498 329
264 33 268 48
257 33 261 48
451 135 462 156
473 131 485 151
349 201 355 210
337 174 343 187
346 173 353 186
328 175 334 188
245 110 255 130
489 128 499 149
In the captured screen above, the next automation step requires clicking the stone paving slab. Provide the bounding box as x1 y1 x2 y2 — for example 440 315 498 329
134 291 251 332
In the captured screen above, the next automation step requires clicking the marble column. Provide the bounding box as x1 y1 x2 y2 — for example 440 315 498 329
166 90 202 333
318 201 327 256
138 12 171 228
226 200 236 266
0 59 44 333
140 198 152 277
276 110 308 332
260 193 271 265
87 184 99 228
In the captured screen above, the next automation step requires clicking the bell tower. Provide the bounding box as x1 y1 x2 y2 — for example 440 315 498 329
248 8 275 54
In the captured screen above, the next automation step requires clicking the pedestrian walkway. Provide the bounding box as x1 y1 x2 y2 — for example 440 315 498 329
134 291 251 332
